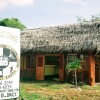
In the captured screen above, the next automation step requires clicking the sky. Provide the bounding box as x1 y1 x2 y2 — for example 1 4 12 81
0 0 100 29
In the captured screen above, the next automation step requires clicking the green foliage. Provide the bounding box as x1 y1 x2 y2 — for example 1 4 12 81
66 59 82 87
91 14 100 22
0 18 26 30
78 81 87 86
77 13 100 23
66 59 82 72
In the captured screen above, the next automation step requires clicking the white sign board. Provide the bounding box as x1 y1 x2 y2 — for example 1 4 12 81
0 26 20 99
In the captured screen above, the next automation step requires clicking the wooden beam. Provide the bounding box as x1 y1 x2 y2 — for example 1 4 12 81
88 54 95 86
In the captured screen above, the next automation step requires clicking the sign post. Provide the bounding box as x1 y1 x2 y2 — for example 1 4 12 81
0 26 20 100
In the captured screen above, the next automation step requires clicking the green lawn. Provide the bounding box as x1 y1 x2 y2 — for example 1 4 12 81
20 80 100 100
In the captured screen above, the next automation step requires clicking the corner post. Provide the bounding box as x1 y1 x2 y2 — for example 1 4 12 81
88 54 95 86
59 54 64 81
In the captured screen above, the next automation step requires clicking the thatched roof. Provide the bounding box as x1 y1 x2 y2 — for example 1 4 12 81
21 22 100 53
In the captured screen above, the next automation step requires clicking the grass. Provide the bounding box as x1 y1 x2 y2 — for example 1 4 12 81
20 81 47 100
20 80 100 100
81 85 100 90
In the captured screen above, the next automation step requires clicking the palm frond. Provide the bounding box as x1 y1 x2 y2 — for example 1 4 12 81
66 59 82 72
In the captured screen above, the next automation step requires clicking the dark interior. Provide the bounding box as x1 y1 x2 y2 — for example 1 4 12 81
45 56 59 80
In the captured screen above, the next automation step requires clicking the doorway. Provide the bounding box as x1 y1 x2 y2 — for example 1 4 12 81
36 54 64 81
45 56 59 80
45 54 64 81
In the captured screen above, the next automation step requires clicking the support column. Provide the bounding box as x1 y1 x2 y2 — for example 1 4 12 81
99 66 100 82
88 54 95 86
59 54 64 81
24 55 26 69
30 55 32 79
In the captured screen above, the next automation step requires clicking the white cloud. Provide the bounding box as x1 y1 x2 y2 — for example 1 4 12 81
9 0 34 6
63 0 87 5
0 0 8 9
0 0 34 10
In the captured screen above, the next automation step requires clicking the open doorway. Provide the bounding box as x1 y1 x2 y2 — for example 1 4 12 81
44 54 64 81
45 55 59 81
36 54 64 81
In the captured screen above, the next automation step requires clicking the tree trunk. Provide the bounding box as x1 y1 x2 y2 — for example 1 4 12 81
74 69 77 87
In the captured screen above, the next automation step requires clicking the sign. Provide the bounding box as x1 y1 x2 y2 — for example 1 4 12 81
0 26 20 99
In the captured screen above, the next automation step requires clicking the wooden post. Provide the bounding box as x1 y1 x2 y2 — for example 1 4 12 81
80 61 84 82
23 55 26 78
30 55 32 79
99 66 100 82
24 55 26 69
88 54 95 86
65 54 68 81
82 68 84 82
59 54 64 81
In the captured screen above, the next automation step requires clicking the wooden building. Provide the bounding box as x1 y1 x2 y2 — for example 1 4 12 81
21 22 100 86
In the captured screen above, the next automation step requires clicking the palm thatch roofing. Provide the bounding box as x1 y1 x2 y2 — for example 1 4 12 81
21 22 100 53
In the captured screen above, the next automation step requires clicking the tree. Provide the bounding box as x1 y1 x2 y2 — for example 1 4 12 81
66 59 82 87
77 13 100 23
0 18 26 30
91 14 100 22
